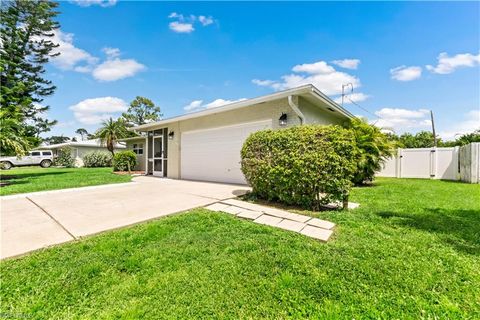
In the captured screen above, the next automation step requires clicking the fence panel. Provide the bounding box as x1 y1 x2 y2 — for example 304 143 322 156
378 147 465 181
436 148 458 180
399 148 434 178
459 142 480 183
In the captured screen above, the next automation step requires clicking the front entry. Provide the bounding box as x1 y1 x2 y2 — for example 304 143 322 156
152 135 164 176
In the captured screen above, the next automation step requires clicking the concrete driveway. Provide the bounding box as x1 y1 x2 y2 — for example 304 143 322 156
1 177 249 259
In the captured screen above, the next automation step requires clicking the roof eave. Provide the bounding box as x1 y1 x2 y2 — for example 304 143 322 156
131 85 314 131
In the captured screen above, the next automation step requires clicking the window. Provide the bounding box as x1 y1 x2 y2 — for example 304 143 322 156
133 143 144 155
42 151 52 156
31 151 41 156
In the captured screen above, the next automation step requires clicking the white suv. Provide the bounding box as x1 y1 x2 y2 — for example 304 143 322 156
0 150 54 170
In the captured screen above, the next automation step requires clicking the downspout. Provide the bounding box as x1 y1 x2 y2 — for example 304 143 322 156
288 95 305 125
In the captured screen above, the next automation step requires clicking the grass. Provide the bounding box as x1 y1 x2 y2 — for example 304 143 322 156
1 178 479 319
0 167 132 196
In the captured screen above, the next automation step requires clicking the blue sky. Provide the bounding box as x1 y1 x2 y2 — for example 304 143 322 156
44 0 479 140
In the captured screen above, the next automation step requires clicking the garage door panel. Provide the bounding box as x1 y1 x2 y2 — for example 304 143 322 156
181 120 271 184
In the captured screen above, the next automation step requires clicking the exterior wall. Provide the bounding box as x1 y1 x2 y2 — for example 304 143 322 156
125 139 146 171
165 97 300 179
298 97 346 126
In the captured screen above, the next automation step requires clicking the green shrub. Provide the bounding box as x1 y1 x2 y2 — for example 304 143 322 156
53 146 75 168
241 125 358 210
347 118 395 185
112 150 137 172
83 151 112 167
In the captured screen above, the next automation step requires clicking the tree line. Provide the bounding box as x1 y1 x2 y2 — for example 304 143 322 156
386 130 480 148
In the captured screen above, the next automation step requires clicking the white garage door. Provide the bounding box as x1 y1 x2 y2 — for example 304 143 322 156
181 120 272 184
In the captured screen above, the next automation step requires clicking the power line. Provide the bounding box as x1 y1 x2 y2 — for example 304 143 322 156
345 95 383 120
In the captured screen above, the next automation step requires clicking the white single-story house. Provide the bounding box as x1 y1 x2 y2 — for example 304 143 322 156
37 139 126 167
125 84 354 184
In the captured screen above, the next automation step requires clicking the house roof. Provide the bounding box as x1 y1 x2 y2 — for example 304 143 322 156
131 84 354 131
36 139 126 150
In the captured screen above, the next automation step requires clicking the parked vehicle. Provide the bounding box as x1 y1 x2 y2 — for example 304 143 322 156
0 150 54 170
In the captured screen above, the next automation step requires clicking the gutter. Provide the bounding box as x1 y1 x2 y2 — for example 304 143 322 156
287 95 305 125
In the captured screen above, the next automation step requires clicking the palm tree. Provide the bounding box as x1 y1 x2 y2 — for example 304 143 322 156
0 110 30 156
94 118 129 157
348 117 395 185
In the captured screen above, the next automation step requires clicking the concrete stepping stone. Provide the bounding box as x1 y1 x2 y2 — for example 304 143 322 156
253 214 283 227
300 225 333 242
237 209 262 220
205 203 231 212
222 199 310 223
205 200 336 242
223 206 243 215
306 218 335 230
276 219 305 232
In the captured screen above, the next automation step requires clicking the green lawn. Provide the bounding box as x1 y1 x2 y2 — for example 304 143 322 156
1 178 479 319
0 167 132 196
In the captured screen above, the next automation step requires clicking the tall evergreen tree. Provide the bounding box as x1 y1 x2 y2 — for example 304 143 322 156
0 0 60 155
121 96 162 127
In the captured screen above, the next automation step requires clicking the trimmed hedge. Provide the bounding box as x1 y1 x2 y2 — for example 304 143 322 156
53 146 75 168
83 151 112 168
241 125 358 210
112 150 137 172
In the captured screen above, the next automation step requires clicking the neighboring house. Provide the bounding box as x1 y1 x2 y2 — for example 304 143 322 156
127 84 353 184
36 139 126 167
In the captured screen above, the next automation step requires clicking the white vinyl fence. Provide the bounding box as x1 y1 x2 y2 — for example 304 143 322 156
377 143 480 183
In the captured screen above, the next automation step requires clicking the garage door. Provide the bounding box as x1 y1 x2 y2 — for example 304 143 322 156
181 120 272 184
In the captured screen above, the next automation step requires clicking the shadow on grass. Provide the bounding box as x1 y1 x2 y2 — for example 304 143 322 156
0 171 67 183
378 208 480 255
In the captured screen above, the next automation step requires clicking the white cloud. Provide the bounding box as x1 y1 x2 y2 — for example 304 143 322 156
372 108 431 132
390 65 422 81
102 47 120 58
184 98 247 112
92 58 146 81
334 93 370 104
168 12 214 33
69 97 128 125
46 30 144 81
71 0 117 7
332 59 360 70
198 15 214 26
252 60 366 101
426 52 480 74
292 61 336 74
49 30 98 71
252 79 278 87
169 21 195 33
438 110 480 141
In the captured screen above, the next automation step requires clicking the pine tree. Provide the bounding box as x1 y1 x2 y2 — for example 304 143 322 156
0 0 60 155
122 96 162 127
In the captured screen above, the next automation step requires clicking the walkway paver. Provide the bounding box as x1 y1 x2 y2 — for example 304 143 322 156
207 199 337 242
306 218 336 230
237 209 262 220
253 214 283 227
300 225 333 241
276 219 305 232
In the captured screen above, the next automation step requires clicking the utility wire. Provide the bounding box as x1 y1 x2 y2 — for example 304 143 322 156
345 95 383 120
